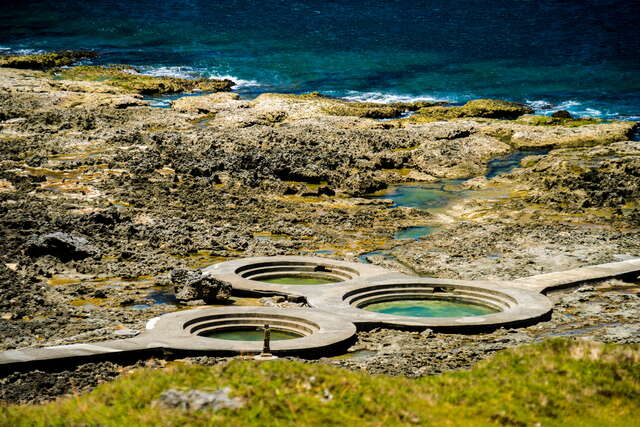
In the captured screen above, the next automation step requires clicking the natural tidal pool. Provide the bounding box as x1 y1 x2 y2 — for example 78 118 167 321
485 150 548 178
375 180 464 210
363 299 498 317
201 327 302 341
257 275 340 285
375 150 548 210
394 226 438 240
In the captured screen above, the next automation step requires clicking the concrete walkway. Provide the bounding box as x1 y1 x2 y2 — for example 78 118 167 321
513 258 640 293
1 256 639 371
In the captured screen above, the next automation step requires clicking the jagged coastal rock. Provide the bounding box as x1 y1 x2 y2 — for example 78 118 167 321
0 53 638 402
170 269 232 304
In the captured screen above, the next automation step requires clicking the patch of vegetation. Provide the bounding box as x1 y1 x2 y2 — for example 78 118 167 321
0 51 98 70
516 114 606 127
51 65 234 95
3 339 639 426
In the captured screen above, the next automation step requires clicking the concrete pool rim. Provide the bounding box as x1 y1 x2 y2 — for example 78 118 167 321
143 306 357 355
202 255 393 295
306 277 554 331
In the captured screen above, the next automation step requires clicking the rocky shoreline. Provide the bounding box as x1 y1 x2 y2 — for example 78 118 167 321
0 56 638 403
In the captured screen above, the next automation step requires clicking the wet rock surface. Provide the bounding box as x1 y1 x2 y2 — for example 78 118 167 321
0 62 639 404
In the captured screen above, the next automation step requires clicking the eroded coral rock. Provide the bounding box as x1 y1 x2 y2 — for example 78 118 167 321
170 268 232 304
52 65 235 95
171 92 240 113
0 51 98 70
25 232 99 262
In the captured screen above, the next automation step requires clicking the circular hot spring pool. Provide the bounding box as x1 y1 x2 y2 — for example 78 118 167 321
344 283 510 318
235 260 358 285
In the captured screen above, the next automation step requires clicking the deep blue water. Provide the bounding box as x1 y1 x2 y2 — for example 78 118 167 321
1 0 639 119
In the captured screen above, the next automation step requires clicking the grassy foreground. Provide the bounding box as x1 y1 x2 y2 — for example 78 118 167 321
1 339 639 426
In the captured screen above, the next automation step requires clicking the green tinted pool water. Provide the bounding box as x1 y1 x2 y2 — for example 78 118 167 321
201 327 302 341
363 299 497 317
258 275 340 285
394 226 438 240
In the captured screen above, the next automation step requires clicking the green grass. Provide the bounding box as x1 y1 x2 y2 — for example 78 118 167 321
2 339 639 426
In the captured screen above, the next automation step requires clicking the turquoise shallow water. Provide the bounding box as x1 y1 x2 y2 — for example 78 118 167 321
1 0 638 119
376 150 548 211
201 327 301 341
363 299 497 318
394 226 437 240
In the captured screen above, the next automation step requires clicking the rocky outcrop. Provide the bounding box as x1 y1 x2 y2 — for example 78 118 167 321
171 92 240 113
170 269 232 304
519 141 640 212
24 232 99 262
0 51 98 70
404 99 534 123
52 65 235 95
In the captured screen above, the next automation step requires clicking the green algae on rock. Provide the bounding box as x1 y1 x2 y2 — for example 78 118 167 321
0 51 99 70
52 65 234 95
515 114 606 127
393 99 534 126
320 100 441 119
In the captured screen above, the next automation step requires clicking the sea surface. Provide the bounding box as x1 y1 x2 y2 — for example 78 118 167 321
1 0 639 119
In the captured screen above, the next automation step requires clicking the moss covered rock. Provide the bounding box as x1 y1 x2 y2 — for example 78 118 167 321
53 65 234 95
0 51 98 70
412 99 534 121
321 100 440 119
516 114 603 127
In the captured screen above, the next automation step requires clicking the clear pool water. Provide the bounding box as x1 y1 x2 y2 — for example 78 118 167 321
201 327 301 341
363 299 498 317
394 226 438 240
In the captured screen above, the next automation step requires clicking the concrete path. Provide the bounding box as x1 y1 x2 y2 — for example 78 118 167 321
513 258 640 293
1 256 639 371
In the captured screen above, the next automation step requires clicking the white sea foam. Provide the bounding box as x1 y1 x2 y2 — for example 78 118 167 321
12 48 45 55
526 99 619 119
207 74 264 89
526 99 582 111
138 65 199 79
583 108 603 117
0 47 45 55
137 65 265 90
341 91 450 104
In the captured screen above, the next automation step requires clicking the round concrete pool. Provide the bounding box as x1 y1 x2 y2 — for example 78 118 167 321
202 256 390 293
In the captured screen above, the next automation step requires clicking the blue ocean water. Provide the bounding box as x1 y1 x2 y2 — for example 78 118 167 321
1 0 638 119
